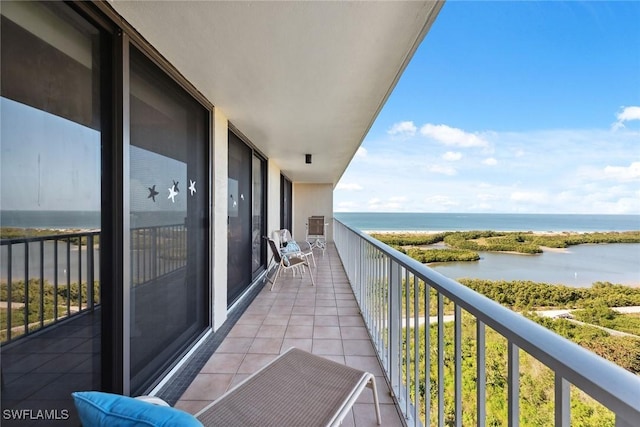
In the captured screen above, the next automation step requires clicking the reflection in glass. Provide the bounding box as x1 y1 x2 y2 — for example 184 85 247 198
0 2 102 424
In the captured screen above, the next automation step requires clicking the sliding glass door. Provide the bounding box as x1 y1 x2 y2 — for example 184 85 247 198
280 175 292 231
129 47 209 393
227 132 266 306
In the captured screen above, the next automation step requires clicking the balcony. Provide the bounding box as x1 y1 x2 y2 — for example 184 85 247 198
3 222 640 426
164 220 640 426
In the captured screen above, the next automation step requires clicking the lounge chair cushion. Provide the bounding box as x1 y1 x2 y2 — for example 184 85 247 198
72 391 203 427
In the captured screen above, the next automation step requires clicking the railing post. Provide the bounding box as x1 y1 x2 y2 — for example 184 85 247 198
554 375 570 427
508 342 520 427
7 243 13 341
477 320 486 427
389 259 402 400
24 240 29 336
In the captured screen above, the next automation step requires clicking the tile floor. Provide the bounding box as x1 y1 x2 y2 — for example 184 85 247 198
175 244 405 426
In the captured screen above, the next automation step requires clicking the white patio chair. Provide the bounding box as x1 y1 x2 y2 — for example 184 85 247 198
267 238 315 291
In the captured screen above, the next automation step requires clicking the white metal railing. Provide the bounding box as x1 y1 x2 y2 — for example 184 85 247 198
334 219 640 427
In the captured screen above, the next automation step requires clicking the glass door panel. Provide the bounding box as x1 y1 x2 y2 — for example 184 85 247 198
0 2 103 424
227 133 253 305
129 47 209 393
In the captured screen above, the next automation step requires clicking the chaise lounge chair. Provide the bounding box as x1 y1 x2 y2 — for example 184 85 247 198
195 347 381 426
72 348 382 427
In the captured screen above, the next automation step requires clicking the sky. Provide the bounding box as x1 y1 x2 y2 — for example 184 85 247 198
335 1 640 215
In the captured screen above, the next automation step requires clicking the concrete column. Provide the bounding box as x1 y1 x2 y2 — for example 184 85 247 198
267 159 281 238
212 107 228 330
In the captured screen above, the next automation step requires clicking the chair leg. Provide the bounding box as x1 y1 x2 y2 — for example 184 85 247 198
306 261 315 286
368 376 382 425
270 265 282 291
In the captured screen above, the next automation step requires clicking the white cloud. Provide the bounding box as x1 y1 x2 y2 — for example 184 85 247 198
612 106 640 130
510 191 548 203
388 121 417 137
442 151 462 161
336 182 363 191
335 201 359 212
483 157 498 166
603 162 640 181
368 196 408 211
420 123 489 148
427 164 457 176
355 147 368 157
423 195 460 209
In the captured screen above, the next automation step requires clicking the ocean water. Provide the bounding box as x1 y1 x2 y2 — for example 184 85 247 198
334 212 640 232
0 210 186 229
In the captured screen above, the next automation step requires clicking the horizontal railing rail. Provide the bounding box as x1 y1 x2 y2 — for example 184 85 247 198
334 219 640 427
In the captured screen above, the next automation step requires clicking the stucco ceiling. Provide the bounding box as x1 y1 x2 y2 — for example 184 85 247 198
110 1 443 185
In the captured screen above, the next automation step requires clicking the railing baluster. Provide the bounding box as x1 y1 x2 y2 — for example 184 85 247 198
455 304 462 427
405 269 410 419
39 239 45 329
477 320 486 427
66 237 71 318
87 234 94 310
438 292 444 427
7 243 13 341
54 238 58 321
424 283 431 427
554 375 570 427
413 274 419 425
78 235 83 312
508 341 520 427
24 240 29 335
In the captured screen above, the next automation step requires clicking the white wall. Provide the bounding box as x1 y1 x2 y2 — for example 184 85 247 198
292 183 333 242
212 107 228 330
267 159 281 240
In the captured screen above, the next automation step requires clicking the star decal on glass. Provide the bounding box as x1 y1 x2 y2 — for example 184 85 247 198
168 185 178 203
189 180 196 196
147 185 159 202
173 180 180 193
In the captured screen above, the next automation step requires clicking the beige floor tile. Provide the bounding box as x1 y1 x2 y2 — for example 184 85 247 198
285 324 314 338
343 339 376 356
312 339 343 355
313 325 342 339
226 323 261 338
341 326 370 340
248 337 283 354
289 314 314 325
200 352 245 374
281 338 313 353
216 337 253 353
339 315 365 326
180 373 233 401
237 353 277 374
255 324 287 338
314 315 340 326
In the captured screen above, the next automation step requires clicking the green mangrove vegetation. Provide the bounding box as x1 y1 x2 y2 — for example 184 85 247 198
404 315 631 426
370 230 640 259
394 278 640 426
0 227 99 246
0 279 99 342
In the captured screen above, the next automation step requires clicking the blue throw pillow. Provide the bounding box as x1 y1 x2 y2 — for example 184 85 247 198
72 391 203 427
